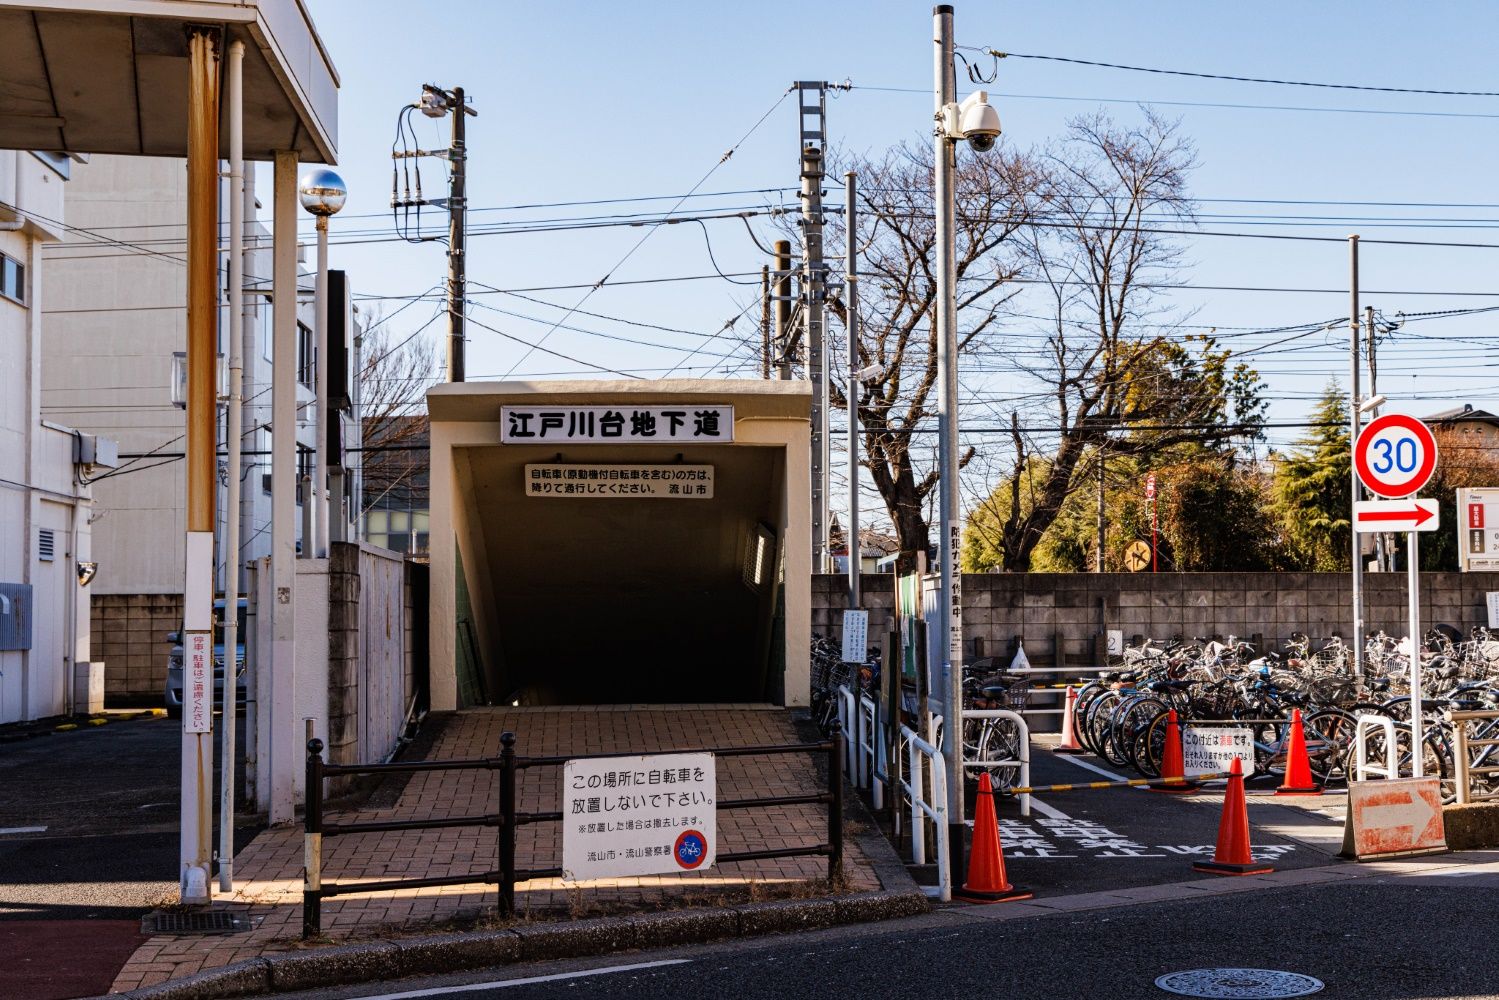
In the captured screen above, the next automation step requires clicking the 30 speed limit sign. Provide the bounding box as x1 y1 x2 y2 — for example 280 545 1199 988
1354 413 1438 499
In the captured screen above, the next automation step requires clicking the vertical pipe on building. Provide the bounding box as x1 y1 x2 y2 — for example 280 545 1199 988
181 24 220 905
219 38 244 894
270 152 300 825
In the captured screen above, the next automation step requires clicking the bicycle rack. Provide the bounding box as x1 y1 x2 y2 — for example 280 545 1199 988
1353 714 1398 781
835 685 886 811
960 709 1032 817
897 723 951 902
1448 709 1499 805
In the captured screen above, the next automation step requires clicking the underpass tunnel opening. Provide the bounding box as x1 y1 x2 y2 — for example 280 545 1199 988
460 444 788 705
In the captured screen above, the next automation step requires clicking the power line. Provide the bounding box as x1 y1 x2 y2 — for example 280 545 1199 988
985 50 1499 97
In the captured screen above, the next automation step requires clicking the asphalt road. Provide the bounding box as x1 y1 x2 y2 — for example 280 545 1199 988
276 868 1499 1000
0 713 257 1000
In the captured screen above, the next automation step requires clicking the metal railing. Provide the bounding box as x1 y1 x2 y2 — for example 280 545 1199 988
302 729 845 937
896 724 950 902
1353 714 1399 782
958 708 1031 817
1449 709 1499 804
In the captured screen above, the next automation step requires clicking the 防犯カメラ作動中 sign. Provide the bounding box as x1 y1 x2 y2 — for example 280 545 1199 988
561 752 716 882
502 405 733 444
524 464 714 499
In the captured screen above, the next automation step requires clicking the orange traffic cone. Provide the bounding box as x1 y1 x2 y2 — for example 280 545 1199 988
955 772 1033 903
1192 757 1275 876
1276 708 1322 796
1151 709 1197 794
1055 686 1086 754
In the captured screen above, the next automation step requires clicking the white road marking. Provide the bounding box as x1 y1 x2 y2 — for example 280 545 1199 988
1048 752 1134 783
0 826 47 835
347 959 692 998
1027 796 1072 820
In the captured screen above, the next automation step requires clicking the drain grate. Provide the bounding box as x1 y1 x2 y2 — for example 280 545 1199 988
1156 969 1324 999
142 909 252 935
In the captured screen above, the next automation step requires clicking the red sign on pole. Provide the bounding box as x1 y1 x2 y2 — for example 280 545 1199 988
1472 503 1487 530
1353 413 1438 499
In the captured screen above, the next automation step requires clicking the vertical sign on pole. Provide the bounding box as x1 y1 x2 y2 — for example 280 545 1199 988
185 631 212 735
1144 472 1158 572
1353 413 1439 777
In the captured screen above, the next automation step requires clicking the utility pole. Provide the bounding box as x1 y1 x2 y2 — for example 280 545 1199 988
760 264 771 379
1349 235 1364 676
773 240 793 380
1096 453 1106 572
396 85 476 381
1365 304 1389 572
845 170 861 608
932 3 966 881
445 86 470 382
799 137 828 572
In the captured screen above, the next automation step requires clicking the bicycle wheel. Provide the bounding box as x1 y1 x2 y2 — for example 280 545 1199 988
976 718 1024 792
1303 708 1358 786
1132 709 1171 778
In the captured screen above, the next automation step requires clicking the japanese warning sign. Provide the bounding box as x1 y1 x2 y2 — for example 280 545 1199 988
184 630 212 734
524 464 713 499
502 405 733 444
562 752 716 882
1182 725 1256 778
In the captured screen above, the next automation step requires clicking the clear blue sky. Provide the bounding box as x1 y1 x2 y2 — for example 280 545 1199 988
298 0 1499 471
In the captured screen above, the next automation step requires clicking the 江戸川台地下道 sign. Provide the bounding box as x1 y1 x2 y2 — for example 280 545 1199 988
501 406 733 444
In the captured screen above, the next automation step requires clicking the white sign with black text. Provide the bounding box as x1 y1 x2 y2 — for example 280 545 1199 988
1458 488 1499 572
841 610 869 663
561 753 716 882
1182 725 1256 778
502 406 733 444
184 630 212 734
524 464 713 499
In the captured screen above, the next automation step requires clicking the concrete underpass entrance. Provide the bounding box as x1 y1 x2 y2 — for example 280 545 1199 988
427 381 813 711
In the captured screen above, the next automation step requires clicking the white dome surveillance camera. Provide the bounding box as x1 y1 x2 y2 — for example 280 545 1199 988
958 91 1001 152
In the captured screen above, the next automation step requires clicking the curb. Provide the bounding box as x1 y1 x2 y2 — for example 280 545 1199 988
0 709 165 742
100 889 928 999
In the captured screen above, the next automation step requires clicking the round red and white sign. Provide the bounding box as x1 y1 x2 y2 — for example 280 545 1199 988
1354 413 1438 499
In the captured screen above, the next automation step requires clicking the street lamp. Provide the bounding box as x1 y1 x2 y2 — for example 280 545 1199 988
298 168 346 558
932 4 1001 894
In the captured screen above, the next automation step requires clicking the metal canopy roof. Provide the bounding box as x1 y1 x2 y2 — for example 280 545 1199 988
0 0 338 162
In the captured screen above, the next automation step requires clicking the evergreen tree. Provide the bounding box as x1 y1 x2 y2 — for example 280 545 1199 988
1273 383 1351 571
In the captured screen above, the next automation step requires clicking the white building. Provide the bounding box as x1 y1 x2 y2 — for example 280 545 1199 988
0 150 106 725
42 154 356 704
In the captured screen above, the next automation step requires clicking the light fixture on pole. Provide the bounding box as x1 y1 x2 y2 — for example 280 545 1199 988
298 168 347 560
932 3 1001 894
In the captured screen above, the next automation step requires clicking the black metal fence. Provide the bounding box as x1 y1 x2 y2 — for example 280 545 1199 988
302 728 845 937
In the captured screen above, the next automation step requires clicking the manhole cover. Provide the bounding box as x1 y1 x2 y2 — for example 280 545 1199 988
1156 969 1324 998
142 909 252 935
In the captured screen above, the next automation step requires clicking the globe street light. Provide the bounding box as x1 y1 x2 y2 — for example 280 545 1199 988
298 168 346 558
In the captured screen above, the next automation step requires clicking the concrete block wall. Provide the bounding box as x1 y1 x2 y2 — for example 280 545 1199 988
91 592 183 705
326 544 362 777
814 571 1499 663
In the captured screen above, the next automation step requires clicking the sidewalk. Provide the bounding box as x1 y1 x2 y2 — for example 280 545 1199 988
111 707 885 992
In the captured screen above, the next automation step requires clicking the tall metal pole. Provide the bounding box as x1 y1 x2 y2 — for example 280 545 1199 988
1095 452 1106 572
932 4 966 871
446 86 468 382
773 240 793 380
800 144 828 571
220 37 245 895
1408 529 1424 776
1349 235 1364 677
845 170 861 608
181 24 220 905
312 216 329 557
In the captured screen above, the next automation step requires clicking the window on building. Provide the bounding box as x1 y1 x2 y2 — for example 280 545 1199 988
0 253 24 304
296 321 314 388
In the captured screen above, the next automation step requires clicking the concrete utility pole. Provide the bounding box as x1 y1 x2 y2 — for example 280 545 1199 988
800 141 828 572
761 264 771 379
932 2 966 867
845 170 861 608
1096 453 1106 572
1349 235 1364 676
181 23 220 905
445 86 471 383
1365 304 1389 572
773 240 793 380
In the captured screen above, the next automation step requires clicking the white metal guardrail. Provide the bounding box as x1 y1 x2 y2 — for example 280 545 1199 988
938 709 1031 817
897 723 951 902
836 685 886 810
1353 713 1399 781
1448 709 1499 805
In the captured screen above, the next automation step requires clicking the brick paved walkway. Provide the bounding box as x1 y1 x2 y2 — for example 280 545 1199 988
111 707 877 992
